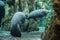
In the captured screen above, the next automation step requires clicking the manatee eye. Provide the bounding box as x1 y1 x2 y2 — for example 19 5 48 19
41 11 47 16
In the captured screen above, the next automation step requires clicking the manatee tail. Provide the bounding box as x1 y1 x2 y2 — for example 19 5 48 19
10 24 21 37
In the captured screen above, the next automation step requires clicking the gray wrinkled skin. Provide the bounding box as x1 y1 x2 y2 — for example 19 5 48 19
10 12 26 37
28 9 51 19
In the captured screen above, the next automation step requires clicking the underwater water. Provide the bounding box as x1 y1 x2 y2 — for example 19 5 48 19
0 0 53 40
